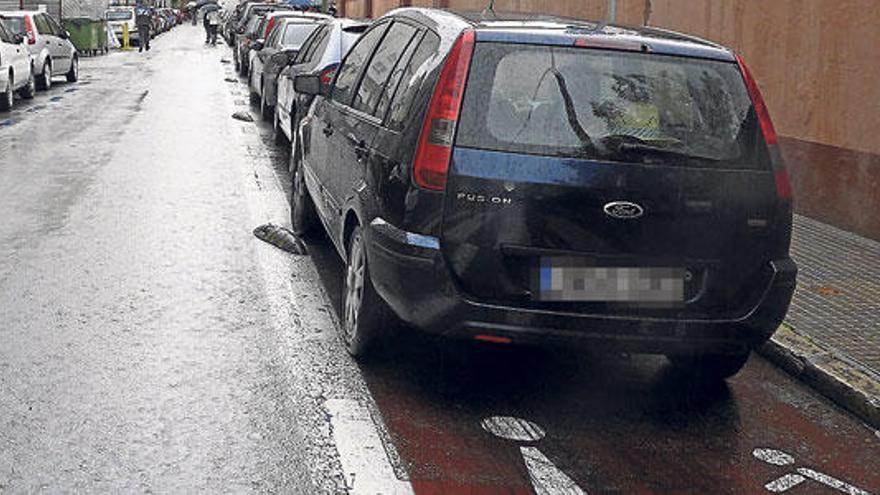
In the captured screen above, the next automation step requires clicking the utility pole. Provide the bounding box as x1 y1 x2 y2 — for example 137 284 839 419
607 0 617 23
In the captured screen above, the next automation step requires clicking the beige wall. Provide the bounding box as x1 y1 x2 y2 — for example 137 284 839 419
352 0 880 157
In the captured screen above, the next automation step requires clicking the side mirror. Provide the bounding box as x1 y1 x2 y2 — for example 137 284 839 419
252 39 264 51
13 34 24 44
294 74 325 97
60 30 70 39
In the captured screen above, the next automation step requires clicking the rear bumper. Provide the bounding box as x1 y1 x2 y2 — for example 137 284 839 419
366 218 797 355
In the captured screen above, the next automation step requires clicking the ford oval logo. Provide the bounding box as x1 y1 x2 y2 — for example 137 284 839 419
603 201 645 219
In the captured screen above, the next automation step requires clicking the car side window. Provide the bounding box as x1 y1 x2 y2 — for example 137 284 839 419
294 25 323 64
304 25 329 63
265 21 282 47
385 31 441 131
0 22 11 43
331 22 389 106
351 22 418 116
46 15 63 36
374 30 424 122
35 15 52 35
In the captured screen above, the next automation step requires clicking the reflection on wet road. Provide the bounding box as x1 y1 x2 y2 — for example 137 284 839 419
0 24 877 494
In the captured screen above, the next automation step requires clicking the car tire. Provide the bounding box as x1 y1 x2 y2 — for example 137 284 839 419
18 67 35 99
0 74 13 111
273 111 286 145
36 61 51 91
260 82 271 122
667 351 751 380
341 225 392 360
66 56 79 83
290 147 317 238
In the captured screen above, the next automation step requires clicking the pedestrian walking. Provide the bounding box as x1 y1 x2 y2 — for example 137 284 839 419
206 9 220 45
202 10 211 43
136 6 152 52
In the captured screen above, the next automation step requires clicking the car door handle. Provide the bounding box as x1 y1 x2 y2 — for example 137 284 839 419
322 125 333 137
354 141 368 163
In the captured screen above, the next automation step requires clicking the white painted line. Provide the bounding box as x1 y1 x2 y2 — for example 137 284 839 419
326 399 414 495
753 448 795 466
481 416 546 442
754 448 872 494
521 446 587 495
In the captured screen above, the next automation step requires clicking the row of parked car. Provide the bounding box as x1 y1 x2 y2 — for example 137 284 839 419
0 10 79 111
104 6 183 45
226 4 797 380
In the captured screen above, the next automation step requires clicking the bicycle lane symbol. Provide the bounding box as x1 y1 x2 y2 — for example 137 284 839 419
481 416 587 495
753 448 872 494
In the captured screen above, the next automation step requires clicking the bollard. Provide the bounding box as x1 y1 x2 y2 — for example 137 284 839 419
122 23 132 51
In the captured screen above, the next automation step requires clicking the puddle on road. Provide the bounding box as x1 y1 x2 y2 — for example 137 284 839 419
49 96 63 102
253 223 308 255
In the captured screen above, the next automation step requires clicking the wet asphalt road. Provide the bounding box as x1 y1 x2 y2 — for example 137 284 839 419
1 25 879 493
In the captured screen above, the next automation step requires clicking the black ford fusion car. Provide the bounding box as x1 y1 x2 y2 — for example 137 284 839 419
291 8 797 379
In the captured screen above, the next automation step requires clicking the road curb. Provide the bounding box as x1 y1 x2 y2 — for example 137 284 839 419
758 324 880 429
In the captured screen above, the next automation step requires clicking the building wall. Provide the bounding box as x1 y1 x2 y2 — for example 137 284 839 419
339 0 880 240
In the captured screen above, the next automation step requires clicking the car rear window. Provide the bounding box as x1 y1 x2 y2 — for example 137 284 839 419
457 43 769 169
281 23 318 49
106 9 133 21
0 17 24 35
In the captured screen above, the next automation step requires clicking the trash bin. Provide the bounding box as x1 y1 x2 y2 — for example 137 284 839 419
62 18 109 56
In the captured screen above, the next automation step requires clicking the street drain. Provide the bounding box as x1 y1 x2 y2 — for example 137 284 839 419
253 223 308 255
232 111 254 122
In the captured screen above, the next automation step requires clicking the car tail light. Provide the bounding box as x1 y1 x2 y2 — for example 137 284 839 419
319 64 338 85
24 16 36 44
265 18 276 37
737 54 791 199
474 335 512 344
412 29 475 191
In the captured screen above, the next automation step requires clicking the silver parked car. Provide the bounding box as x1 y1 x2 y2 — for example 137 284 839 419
0 19 34 110
1 10 78 90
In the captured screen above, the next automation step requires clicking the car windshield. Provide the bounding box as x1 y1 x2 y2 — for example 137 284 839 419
1 16 25 34
106 9 133 21
281 23 318 49
458 43 768 169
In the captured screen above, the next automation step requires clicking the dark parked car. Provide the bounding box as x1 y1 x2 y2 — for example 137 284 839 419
291 9 797 380
247 13 327 119
274 18 369 145
232 3 291 74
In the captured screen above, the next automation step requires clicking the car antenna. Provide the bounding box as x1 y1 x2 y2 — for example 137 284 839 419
481 0 497 20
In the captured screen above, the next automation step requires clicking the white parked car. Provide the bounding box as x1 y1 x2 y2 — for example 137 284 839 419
0 11 78 91
0 18 34 110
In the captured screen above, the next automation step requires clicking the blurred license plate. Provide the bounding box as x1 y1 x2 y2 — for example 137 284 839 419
534 258 685 302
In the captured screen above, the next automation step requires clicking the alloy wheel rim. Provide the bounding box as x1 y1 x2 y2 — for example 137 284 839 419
73 59 78 79
44 64 51 88
5 77 12 106
343 234 365 343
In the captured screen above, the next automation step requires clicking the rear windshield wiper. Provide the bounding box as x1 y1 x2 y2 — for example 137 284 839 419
615 142 722 163
551 68 597 154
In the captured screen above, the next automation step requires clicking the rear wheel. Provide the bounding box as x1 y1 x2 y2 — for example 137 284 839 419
273 110 286 145
666 351 751 380
36 61 51 91
66 56 79 82
290 146 317 237
0 74 13 111
341 226 391 360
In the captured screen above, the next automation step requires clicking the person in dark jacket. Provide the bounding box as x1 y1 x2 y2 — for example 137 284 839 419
136 6 151 52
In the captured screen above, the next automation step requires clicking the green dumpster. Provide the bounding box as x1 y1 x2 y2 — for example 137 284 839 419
62 18 109 55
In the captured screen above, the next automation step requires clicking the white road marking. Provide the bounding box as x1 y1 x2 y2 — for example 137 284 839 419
482 416 586 494
326 399 414 495
754 448 871 494
753 448 795 466
521 447 587 495
481 416 546 442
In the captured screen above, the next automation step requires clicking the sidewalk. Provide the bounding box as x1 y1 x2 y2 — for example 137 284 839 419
760 214 880 427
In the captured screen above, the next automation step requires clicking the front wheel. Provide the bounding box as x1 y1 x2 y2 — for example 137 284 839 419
66 56 79 82
341 226 392 360
289 148 317 238
666 351 751 380
0 75 13 111
260 81 272 121
18 68 35 99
